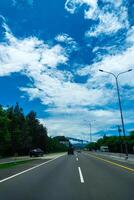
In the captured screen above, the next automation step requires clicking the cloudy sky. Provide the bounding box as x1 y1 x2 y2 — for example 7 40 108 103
0 0 134 141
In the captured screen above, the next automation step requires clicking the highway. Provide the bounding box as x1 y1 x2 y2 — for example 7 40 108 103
0 152 134 200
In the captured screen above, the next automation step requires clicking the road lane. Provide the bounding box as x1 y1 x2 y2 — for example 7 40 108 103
78 167 84 183
78 152 134 200
85 152 134 172
0 154 84 200
0 152 134 200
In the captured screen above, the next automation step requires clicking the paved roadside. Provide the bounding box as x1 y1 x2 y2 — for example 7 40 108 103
84 151 134 167
0 153 66 180
0 159 50 180
38 152 67 160
0 152 66 164
93 152 134 161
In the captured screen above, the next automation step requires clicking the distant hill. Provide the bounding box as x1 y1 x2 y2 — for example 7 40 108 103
53 136 69 142
72 143 87 148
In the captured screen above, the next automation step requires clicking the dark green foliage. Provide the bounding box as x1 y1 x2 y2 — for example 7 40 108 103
130 131 134 138
86 133 134 154
53 136 69 142
46 137 68 153
86 142 98 151
0 103 67 157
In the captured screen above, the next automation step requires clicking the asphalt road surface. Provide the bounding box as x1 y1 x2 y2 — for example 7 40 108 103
0 152 134 200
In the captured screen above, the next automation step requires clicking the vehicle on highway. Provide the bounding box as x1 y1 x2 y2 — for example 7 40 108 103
68 147 74 155
77 149 81 153
100 146 109 152
29 148 44 157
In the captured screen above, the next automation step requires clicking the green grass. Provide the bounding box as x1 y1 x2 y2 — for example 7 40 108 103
0 159 36 169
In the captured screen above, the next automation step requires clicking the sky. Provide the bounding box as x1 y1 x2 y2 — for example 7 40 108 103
0 0 134 142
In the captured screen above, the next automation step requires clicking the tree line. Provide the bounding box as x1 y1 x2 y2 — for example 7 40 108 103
0 103 67 157
86 133 134 154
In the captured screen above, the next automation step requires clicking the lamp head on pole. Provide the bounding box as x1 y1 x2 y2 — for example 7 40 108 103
99 69 104 72
128 69 133 72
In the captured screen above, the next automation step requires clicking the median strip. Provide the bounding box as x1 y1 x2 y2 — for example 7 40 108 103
87 153 134 172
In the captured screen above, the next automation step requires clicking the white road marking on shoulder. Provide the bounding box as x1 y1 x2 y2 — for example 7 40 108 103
0 154 65 183
78 167 84 183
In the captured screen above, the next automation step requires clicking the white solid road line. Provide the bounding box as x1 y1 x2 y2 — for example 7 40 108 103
78 167 84 183
0 154 65 183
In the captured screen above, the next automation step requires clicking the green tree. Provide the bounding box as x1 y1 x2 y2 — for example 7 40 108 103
0 106 11 156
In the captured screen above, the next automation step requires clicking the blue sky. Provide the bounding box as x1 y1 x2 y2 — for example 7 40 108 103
0 0 134 141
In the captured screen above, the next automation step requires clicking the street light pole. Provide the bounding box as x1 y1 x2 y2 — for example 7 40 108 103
115 76 129 159
99 69 133 159
89 123 92 143
117 125 123 156
84 120 95 143
89 120 96 143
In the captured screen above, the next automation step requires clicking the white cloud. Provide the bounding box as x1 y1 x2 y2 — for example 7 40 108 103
55 33 73 43
55 33 78 52
101 0 122 8
77 62 134 111
0 20 133 139
0 22 111 109
86 10 127 37
65 0 98 17
126 26 134 44
0 23 68 77
78 24 134 88
65 0 129 36
21 74 110 107
39 108 134 141
77 25 134 128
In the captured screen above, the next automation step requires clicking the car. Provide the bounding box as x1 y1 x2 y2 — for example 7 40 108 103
29 148 44 157
77 149 81 153
68 147 74 155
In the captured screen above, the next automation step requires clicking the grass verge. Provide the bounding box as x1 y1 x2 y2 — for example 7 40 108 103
0 159 36 169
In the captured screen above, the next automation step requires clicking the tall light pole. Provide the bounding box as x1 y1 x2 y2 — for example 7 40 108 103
89 120 97 153
89 122 92 143
117 125 123 156
85 120 96 143
99 69 133 159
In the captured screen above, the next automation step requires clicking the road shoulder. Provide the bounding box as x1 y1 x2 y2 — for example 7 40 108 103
0 152 66 181
84 152 134 172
